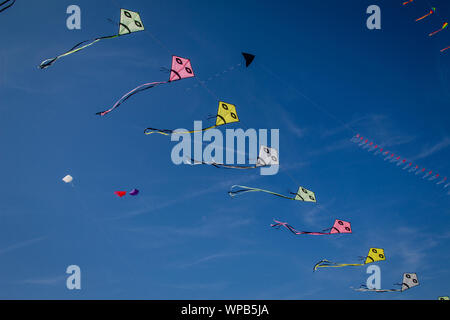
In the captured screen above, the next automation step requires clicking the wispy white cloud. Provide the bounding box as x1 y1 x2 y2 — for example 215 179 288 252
410 137 450 161
17 275 65 286
0 236 47 256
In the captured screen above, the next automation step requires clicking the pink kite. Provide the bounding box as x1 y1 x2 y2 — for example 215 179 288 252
97 55 194 116
271 219 352 235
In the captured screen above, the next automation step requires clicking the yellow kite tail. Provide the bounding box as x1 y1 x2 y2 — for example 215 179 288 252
228 185 295 200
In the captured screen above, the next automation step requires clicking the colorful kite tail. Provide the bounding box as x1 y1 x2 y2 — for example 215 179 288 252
415 9 435 22
441 46 450 53
228 185 294 200
144 124 219 136
0 0 15 13
429 23 448 37
97 81 167 116
39 35 117 69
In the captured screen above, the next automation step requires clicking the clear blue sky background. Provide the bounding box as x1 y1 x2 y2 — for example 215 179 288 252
0 0 449 299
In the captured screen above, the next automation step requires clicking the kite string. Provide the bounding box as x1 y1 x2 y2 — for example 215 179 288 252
256 63 358 135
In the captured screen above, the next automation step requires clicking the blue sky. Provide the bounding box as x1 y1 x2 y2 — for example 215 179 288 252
0 0 449 299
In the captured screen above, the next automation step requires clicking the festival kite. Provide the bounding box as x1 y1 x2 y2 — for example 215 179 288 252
39 9 144 69
229 185 316 202
313 248 385 271
189 145 279 169
97 55 194 116
441 46 450 53
354 273 419 293
415 8 435 22
271 219 351 236
115 189 139 197
144 100 236 136
351 134 449 191
62 175 73 183
402 0 413 5
0 0 15 13
429 22 448 37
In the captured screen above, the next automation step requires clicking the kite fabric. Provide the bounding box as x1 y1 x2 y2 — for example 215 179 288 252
242 52 255 67
114 191 127 198
351 134 448 190
62 175 73 183
189 145 278 169
313 248 385 271
271 219 351 236
429 22 448 37
229 185 316 202
129 189 139 196
98 55 194 116
415 8 435 22
144 100 237 135
185 52 255 92
354 273 419 293
39 9 144 69
0 0 15 13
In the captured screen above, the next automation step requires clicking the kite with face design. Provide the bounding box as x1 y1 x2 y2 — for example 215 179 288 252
188 145 279 170
313 248 385 271
355 273 419 292
271 219 352 236
228 185 316 202
97 55 194 116
39 9 144 69
143 100 238 136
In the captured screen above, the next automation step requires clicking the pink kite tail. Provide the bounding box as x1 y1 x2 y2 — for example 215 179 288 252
97 81 168 116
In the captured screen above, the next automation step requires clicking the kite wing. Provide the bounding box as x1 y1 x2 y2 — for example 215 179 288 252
401 273 419 291
169 56 195 82
256 145 279 167
114 191 127 197
242 52 255 67
365 248 385 264
62 175 73 183
330 220 352 234
129 189 139 196
118 9 145 35
293 186 317 202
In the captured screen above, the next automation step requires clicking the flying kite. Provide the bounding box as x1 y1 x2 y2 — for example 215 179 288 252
97 55 194 116
188 145 278 169
415 8 436 22
354 273 419 293
402 0 413 5
313 248 385 271
115 189 139 197
351 134 448 190
62 175 73 183
144 100 236 135
441 46 450 53
39 9 145 69
0 0 15 13
271 219 351 236
429 22 448 37
129 189 139 196
242 52 255 67
185 52 255 92
229 185 316 202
